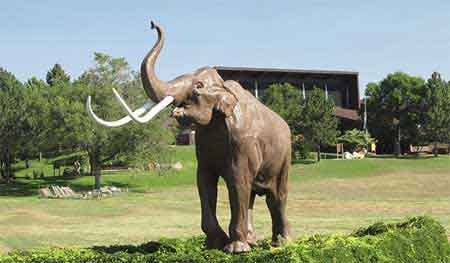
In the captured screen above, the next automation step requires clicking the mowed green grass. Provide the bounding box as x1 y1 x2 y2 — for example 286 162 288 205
1 147 450 253
3 146 198 195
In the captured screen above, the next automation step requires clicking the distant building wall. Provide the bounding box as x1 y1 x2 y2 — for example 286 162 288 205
175 66 361 145
215 66 361 131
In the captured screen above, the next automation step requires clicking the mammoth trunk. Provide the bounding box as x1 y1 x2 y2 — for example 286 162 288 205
140 22 170 103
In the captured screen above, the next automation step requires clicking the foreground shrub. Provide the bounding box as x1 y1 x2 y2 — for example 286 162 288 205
1 216 449 263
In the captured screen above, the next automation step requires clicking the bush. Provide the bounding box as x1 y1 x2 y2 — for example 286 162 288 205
293 135 313 160
339 129 375 153
1 216 449 263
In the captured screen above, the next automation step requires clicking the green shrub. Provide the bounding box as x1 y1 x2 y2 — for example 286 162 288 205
338 129 375 152
293 135 313 160
1 216 449 263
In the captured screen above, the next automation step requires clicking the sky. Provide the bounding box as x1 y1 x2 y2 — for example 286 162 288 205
1 1 450 94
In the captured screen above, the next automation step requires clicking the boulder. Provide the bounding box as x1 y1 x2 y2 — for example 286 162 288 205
343 152 354 160
39 188 53 198
171 162 183 171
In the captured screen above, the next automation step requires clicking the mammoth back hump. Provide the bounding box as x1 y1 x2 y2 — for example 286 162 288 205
223 80 254 102
223 80 291 148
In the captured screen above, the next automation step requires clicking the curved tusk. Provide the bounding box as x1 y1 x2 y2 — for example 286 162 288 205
86 96 133 127
112 88 174 123
86 96 153 127
111 88 155 118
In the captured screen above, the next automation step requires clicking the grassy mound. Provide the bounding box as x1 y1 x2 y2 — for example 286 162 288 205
1 216 449 263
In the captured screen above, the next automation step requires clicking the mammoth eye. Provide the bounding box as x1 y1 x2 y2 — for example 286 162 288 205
195 81 204 89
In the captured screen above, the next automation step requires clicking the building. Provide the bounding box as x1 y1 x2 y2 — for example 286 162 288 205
215 66 361 130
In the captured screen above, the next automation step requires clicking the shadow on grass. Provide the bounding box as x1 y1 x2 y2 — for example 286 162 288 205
0 180 39 196
91 241 177 254
292 159 317 165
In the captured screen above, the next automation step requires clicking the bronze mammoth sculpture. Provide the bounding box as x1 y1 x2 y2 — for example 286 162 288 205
87 21 291 253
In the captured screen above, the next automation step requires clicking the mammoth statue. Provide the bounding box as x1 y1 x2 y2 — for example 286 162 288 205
87 21 291 253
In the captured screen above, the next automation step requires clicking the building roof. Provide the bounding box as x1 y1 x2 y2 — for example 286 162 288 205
214 66 358 76
333 107 360 121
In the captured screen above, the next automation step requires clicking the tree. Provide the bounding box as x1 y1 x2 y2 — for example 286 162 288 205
261 83 305 157
0 68 26 181
18 77 51 165
365 72 426 155
299 87 339 162
261 83 303 128
46 63 70 86
48 53 174 189
261 84 339 161
339 129 375 152
423 72 450 156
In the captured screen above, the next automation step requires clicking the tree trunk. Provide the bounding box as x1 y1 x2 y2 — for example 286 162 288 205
93 164 101 190
394 125 401 157
88 151 102 190
317 145 321 162
7 163 12 181
0 158 4 180
25 159 30 169
4 147 12 182
433 142 438 157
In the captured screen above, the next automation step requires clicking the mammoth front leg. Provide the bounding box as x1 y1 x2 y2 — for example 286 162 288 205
247 191 257 246
223 173 252 253
197 167 228 249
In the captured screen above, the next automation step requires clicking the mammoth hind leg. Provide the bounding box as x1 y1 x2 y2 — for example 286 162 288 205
266 193 290 247
265 163 291 247
247 191 257 246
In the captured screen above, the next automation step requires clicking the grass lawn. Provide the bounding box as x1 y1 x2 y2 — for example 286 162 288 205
1 147 450 253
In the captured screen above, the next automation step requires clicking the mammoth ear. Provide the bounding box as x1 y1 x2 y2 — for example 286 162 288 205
214 91 237 117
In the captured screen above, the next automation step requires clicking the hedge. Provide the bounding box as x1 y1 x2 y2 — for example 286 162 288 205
1 216 449 263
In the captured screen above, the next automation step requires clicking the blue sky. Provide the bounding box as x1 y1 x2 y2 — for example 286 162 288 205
2 1 450 93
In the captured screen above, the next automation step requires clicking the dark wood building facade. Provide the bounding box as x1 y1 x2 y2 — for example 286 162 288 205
215 66 361 130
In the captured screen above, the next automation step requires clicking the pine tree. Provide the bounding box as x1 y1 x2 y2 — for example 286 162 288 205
300 87 339 162
261 83 305 158
46 63 70 86
0 68 26 181
423 72 450 156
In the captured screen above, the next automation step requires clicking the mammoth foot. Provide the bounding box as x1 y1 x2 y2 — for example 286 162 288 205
247 231 257 246
271 234 291 247
223 240 251 253
206 233 229 250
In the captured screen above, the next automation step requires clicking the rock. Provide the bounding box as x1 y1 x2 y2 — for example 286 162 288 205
352 151 365 159
109 186 120 192
352 148 367 159
51 185 64 198
39 185 121 199
172 162 183 171
147 161 159 170
344 152 354 160
39 188 52 198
